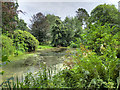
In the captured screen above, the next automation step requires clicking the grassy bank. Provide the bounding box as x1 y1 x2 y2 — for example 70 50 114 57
38 45 54 49
7 45 54 62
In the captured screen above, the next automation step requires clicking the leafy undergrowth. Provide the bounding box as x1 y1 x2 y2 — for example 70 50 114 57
63 44 120 89
1 44 120 89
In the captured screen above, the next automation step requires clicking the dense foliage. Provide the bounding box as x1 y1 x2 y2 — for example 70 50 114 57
63 17 82 42
62 44 120 88
0 35 13 75
30 12 49 44
81 23 120 56
46 14 60 43
89 4 119 25
1 35 15 58
51 19 68 47
76 8 89 26
13 30 39 52
16 18 29 31
2 2 21 33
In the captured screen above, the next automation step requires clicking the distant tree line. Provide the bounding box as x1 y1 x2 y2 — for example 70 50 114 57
2 1 120 58
29 4 120 47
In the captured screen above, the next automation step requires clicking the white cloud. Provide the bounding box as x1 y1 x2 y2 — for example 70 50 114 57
18 0 120 26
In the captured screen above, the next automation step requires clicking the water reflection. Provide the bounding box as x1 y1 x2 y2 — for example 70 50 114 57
1 49 67 84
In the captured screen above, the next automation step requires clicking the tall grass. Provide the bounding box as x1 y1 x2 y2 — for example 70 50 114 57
1 63 65 88
1 45 120 89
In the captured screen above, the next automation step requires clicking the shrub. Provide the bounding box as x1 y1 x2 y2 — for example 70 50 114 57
70 41 77 48
112 31 120 58
13 30 39 52
70 38 82 48
1 35 15 58
81 23 119 55
63 44 120 88
0 35 13 75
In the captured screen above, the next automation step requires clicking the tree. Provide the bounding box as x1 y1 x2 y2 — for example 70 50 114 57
63 17 75 44
46 14 60 27
51 19 68 47
89 4 119 25
16 18 29 31
30 12 49 44
45 14 60 41
76 8 89 27
63 16 82 42
2 2 20 33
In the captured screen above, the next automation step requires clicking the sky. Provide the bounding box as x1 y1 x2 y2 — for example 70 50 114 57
17 0 120 26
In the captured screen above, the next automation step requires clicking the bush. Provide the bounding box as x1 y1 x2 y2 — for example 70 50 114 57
70 38 82 48
1 35 15 58
82 23 119 55
70 41 77 48
13 30 39 52
63 44 120 89
112 31 120 58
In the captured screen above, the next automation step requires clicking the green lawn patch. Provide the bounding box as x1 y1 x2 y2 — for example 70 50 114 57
38 45 54 49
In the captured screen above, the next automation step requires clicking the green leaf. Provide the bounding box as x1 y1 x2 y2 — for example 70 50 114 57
2 55 8 62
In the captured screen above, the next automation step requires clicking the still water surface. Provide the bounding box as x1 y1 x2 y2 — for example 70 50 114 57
1 48 68 84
